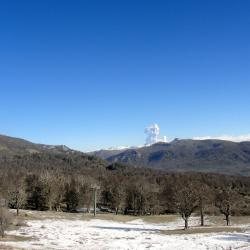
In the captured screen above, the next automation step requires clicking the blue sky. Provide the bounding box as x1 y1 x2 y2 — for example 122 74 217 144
0 0 249 151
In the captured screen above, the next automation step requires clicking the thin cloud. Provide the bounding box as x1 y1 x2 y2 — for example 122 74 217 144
193 135 250 142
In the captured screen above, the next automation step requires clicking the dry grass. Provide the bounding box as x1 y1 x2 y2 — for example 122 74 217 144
0 245 24 250
0 232 34 250
9 209 250 227
19 211 180 223
87 213 136 222
12 209 176 223
162 226 245 235
0 235 32 242
142 215 178 224
11 209 250 223
209 216 250 226
0 235 31 242
9 209 85 221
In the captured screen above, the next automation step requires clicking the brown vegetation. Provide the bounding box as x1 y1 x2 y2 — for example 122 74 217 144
0 208 13 238
0 149 249 230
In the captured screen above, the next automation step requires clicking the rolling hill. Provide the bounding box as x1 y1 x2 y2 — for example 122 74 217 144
0 134 107 173
0 134 74 155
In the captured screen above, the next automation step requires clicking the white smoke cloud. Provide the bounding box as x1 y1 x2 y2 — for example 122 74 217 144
145 123 168 145
193 134 250 142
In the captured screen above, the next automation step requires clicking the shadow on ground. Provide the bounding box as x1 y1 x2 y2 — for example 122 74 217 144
216 233 250 243
92 226 159 232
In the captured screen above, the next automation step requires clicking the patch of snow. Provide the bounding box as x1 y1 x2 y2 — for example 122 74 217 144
3 216 250 250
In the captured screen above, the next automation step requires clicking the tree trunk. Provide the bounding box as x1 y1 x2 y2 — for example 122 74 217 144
16 207 19 216
226 215 230 226
184 218 188 229
56 204 61 212
200 205 204 226
0 224 4 238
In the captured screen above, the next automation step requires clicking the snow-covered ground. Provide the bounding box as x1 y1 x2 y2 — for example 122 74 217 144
2 212 250 250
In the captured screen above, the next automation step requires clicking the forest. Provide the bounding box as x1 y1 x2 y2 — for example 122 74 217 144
0 152 250 231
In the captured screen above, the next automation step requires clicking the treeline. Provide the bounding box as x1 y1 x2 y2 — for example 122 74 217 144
0 153 250 229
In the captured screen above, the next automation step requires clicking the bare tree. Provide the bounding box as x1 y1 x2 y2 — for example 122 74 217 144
215 187 238 226
53 176 67 212
40 171 66 211
8 176 27 216
196 183 213 226
174 183 198 229
77 176 95 213
108 176 125 215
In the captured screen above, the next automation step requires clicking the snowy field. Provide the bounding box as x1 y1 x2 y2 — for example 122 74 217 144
1 210 250 250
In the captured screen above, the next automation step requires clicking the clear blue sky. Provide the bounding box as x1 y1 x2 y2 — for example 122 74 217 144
0 0 249 151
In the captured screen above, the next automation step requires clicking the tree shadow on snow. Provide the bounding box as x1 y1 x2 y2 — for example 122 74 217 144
92 226 160 233
216 233 250 243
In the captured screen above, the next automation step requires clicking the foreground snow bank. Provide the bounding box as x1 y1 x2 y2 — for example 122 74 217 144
3 216 250 250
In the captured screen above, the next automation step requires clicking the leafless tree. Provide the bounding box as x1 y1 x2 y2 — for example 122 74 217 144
174 183 198 229
107 176 125 214
215 187 239 226
196 183 213 226
40 171 66 211
77 176 96 212
54 176 67 212
8 176 27 216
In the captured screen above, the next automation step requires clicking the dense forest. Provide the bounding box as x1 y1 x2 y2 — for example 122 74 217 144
0 150 250 229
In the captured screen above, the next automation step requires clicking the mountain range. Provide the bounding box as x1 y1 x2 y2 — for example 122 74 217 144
91 139 250 176
1 134 250 176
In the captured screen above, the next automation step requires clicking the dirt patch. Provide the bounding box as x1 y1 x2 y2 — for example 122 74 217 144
13 209 139 223
89 214 136 222
0 235 33 242
209 216 250 226
142 215 178 224
162 226 245 235
82 214 179 223
10 209 250 225
0 245 24 250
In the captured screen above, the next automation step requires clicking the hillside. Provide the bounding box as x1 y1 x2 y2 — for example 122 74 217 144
2 134 250 176
88 148 127 159
0 134 74 155
91 139 250 176
0 134 107 173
